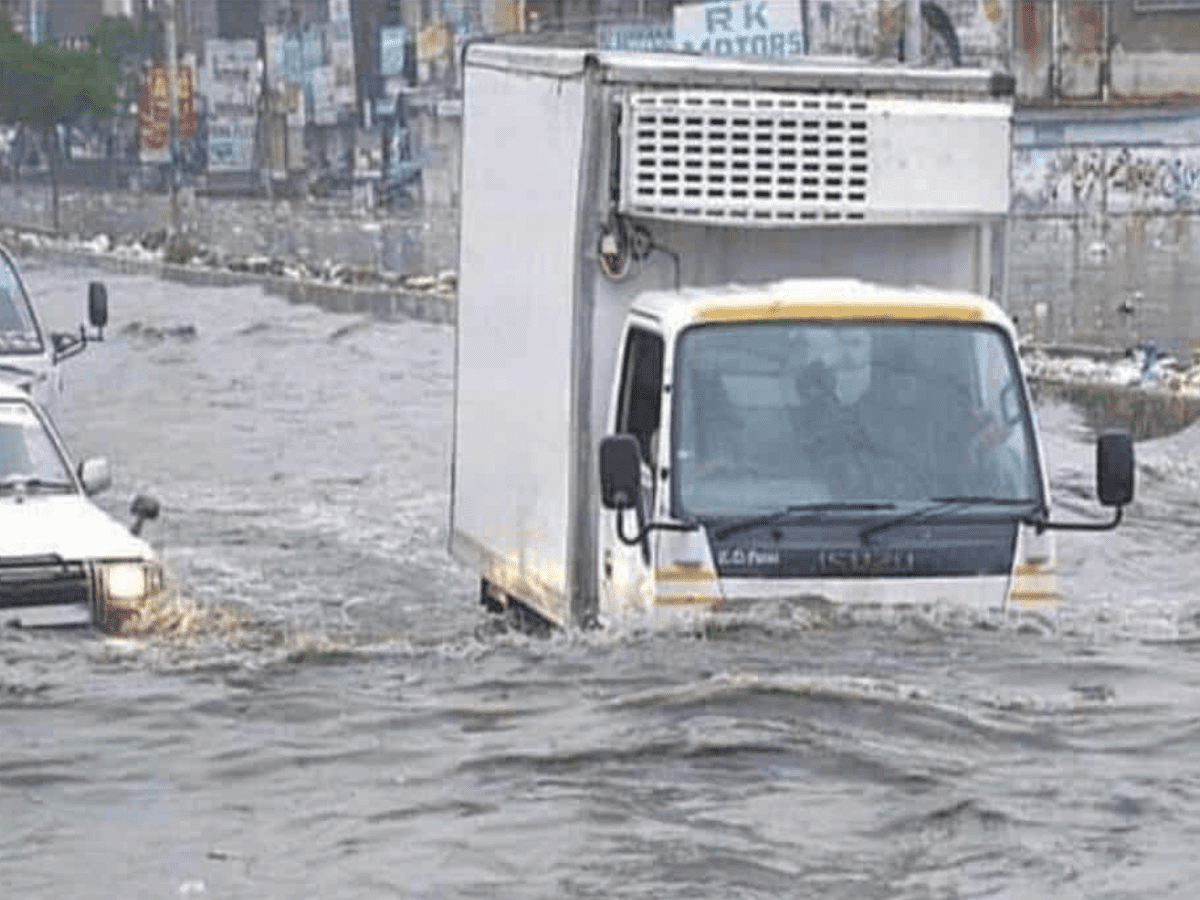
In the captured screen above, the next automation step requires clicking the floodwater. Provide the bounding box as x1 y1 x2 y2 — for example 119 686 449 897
5 262 1200 900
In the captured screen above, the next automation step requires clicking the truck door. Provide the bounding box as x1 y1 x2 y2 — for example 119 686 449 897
0 248 55 407
602 326 664 619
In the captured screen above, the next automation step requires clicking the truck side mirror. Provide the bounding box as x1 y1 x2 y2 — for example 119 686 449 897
599 434 642 510
88 281 108 330
56 282 109 363
1097 430 1134 507
1036 429 1134 532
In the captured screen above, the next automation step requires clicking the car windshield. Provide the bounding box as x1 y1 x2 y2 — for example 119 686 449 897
0 249 41 352
671 320 1042 517
0 399 73 486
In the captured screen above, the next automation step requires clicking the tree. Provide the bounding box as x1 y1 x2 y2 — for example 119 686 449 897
89 15 154 106
0 17 121 229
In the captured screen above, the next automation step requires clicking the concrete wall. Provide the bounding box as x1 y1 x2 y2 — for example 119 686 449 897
1009 106 1200 354
1015 0 1200 103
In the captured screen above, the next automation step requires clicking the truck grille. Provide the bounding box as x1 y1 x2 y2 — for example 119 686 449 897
0 556 92 610
622 90 869 225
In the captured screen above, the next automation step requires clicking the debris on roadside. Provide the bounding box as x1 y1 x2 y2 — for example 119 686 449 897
1023 345 1200 397
0 223 457 300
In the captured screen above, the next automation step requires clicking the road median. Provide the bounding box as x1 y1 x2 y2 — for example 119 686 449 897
1 223 456 325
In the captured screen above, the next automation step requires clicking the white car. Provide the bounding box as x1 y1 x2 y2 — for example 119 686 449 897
0 240 108 413
0 380 163 630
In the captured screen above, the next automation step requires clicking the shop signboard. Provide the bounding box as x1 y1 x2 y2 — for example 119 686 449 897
673 0 805 57
204 39 259 171
137 59 196 162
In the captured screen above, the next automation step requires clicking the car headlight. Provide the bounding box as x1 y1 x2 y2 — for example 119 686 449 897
103 561 156 601
95 560 165 632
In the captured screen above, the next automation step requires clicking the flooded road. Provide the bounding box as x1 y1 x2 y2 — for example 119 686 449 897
5 261 1200 899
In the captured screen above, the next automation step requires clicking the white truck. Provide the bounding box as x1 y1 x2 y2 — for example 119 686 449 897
0 241 108 412
450 43 1133 630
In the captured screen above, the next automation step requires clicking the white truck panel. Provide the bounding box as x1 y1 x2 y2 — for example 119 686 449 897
595 221 994 299
868 100 1011 218
451 61 590 623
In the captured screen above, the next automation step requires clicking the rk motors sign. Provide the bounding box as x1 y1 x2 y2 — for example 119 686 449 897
674 0 805 57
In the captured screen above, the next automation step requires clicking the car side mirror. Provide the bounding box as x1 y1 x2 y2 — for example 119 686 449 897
130 493 160 536
599 434 642 510
78 457 111 495
88 281 108 329
1097 430 1134 507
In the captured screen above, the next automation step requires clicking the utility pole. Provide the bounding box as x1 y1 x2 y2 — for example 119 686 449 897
905 0 921 65
165 0 181 234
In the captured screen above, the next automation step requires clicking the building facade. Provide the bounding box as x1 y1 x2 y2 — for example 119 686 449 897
13 0 1200 350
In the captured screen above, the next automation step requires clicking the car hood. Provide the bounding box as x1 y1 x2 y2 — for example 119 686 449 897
0 494 154 561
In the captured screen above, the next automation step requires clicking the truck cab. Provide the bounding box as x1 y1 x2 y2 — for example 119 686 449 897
597 279 1128 623
0 242 107 410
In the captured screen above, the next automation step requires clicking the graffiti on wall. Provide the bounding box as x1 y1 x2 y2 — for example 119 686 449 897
1014 145 1200 214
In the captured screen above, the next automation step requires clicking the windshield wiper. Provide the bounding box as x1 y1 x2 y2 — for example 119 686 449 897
0 362 37 379
0 476 74 493
860 496 1042 542
714 502 896 541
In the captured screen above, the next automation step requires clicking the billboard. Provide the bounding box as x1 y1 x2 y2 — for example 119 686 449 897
329 1 356 109
309 66 338 126
207 118 256 171
598 22 674 51
204 39 258 118
674 0 805 57
204 39 259 171
137 60 196 162
380 25 408 77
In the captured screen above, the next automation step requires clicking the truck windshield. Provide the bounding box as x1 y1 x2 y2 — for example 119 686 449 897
672 321 1042 517
0 400 74 488
0 248 41 352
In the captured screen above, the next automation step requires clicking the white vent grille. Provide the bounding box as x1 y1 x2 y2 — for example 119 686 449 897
621 91 869 225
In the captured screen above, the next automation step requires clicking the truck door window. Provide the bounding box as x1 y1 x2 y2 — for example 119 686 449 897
616 328 664 466
0 251 40 351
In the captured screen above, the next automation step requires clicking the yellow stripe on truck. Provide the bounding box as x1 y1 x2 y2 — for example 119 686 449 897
1007 562 1062 607
654 565 721 607
655 565 717 583
697 298 990 324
